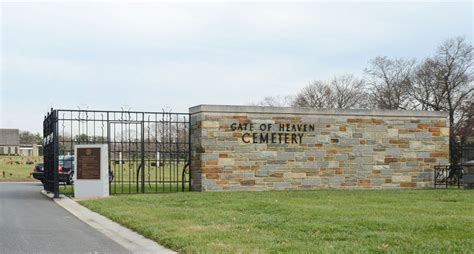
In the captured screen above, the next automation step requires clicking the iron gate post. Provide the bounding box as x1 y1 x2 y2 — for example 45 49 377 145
53 110 59 198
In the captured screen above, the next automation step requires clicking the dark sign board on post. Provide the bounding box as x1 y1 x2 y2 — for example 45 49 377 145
77 148 101 179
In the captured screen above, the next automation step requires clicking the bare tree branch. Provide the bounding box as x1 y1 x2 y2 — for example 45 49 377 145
293 74 369 109
365 56 416 110
254 95 294 107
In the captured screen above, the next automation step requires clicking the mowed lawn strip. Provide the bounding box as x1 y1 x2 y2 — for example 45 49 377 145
0 156 42 181
79 189 474 253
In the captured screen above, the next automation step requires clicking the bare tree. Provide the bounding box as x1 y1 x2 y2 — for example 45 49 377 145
365 56 416 110
254 37 473 166
256 95 294 107
434 37 473 138
293 74 368 109
411 58 445 111
329 74 369 109
457 100 474 144
410 37 473 164
293 80 332 108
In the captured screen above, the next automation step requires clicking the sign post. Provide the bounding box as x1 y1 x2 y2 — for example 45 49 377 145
74 144 109 199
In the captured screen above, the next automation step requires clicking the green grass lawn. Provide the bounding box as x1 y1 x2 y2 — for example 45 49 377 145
0 156 42 181
79 189 474 253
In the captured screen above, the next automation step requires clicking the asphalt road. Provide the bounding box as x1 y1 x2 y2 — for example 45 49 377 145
0 183 129 254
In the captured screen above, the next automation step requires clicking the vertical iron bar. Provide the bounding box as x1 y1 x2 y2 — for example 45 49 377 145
107 112 111 194
155 113 158 193
85 111 89 143
141 113 145 193
135 113 139 193
169 112 172 193
127 114 131 193
161 113 165 193
188 114 192 191
176 114 179 192
458 167 461 189
446 167 448 189
93 112 96 143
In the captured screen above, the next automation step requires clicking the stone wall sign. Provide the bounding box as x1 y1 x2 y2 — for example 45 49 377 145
190 105 450 191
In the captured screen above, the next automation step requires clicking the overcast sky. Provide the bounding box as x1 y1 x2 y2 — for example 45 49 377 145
1 1 472 133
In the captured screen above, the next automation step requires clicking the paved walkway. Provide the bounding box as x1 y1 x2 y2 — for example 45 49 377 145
0 182 129 254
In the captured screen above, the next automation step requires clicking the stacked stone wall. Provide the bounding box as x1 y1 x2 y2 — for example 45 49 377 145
190 105 449 191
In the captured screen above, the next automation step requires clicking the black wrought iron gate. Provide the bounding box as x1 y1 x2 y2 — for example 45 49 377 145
43 109 191 197
43 110 59 197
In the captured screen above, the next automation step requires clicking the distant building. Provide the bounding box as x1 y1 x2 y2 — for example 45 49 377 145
0 129 20 155
19 144 42 157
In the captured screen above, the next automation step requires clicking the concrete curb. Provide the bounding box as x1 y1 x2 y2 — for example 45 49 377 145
41 191 176 254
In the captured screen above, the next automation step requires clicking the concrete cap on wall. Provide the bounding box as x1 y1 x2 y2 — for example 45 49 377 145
189 104 448 118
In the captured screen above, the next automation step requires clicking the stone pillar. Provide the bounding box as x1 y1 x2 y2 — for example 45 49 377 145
190 112 203 191
463 160 474 189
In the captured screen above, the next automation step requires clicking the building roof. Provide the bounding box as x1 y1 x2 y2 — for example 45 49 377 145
0 129 20 146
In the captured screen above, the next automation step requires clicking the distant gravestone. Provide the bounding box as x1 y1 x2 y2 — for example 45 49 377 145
74 144 109 199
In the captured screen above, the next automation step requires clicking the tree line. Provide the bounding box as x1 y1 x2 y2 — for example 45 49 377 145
256 37 473 149
19 131 42 145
